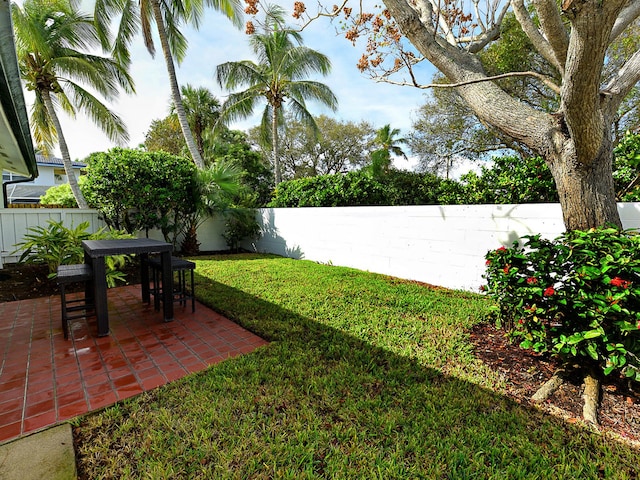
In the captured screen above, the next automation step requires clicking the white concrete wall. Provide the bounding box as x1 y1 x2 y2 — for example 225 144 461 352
142 215 228 252
247 204 640 292
6 204 640 292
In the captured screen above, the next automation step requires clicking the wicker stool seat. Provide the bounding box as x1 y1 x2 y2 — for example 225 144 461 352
147 256 196 312
57 264 94 339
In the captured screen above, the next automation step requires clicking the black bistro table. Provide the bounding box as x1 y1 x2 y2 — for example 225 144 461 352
82 238 174 336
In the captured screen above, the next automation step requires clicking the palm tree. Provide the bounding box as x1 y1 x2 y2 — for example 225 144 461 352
12 0 133 208
216 20 338 185
171 85 221 159
94 0 243 169
370 124 408 176
180 159 242 254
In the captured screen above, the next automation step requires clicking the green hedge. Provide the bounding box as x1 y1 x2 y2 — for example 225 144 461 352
269 170 448 207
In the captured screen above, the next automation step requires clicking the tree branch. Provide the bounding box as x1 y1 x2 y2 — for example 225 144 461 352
603 49 640 118
377 70 560 94
532 0 569 68
511 0 563 74
610 1 640 42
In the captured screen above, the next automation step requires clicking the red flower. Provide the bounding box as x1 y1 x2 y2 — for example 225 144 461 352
526 277 537 285
485 259 491 266
543 287 555 297
503 266 510 274
518 319 524 325
479 285 487 292
496 246 507 252
609 277 631 289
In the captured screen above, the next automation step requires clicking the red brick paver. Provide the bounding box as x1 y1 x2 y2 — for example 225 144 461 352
0 285 267 444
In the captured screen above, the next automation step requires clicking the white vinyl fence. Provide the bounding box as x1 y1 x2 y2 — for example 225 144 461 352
0 209 106 267
0 209 229 267
247 203 640 292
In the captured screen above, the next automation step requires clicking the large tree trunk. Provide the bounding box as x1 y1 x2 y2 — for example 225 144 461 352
548 136 622 231
151 0 205 169
41 90 88 209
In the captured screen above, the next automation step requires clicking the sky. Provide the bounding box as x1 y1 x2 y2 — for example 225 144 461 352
27 1 438 169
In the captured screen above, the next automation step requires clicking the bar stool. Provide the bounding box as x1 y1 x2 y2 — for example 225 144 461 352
147 256 196 312
57 264 94 339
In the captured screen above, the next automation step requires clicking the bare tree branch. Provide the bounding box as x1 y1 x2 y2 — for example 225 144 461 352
377 70 560 93
610 1 640 42
532 0 569 68
511 0 564 74
603 49 640 117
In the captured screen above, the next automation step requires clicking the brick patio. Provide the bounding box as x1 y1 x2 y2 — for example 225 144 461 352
0 285 267 444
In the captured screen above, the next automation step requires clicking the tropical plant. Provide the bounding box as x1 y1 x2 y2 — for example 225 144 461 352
12 0 133 208
221 207 262 252
483 228 640 424
210 129 273 206
180 160 243 254
14 220 132 287
171 85 221 159
216 7 338 185
94 0 243 169
40 183 79 208
370 124 408 177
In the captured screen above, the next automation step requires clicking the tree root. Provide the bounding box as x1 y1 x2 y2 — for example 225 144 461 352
582 370 600 425
532 369 565 403
531 366 601 425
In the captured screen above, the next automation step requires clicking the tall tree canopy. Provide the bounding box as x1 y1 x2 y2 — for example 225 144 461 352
94 0 243 169
249 114 375 179
12 0 133 208
216 10 338 185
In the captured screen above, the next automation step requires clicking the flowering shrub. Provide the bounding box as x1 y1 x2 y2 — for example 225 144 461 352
483 227 640 382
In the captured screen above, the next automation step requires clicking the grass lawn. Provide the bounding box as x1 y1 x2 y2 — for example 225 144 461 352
74 254 639 479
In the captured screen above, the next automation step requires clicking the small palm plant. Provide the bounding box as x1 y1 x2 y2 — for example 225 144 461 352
15 221 133 287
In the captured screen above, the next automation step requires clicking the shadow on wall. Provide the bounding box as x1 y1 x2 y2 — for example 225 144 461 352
247 209 304 260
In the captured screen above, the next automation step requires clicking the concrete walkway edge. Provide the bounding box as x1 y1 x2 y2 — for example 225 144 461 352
0 423 76 479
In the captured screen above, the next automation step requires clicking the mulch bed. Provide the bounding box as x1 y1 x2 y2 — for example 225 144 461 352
470 322 640 447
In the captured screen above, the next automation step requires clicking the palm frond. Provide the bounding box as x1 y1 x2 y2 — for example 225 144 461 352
219 88 264 124
54 53 135 98
216 61 266 90
287 81 338 112
30 93 57 154
66 83 130 143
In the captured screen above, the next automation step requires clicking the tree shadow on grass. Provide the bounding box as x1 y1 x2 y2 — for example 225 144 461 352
75 273 639 479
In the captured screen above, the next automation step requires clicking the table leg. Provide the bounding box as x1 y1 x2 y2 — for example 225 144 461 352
92 256 109 336
140 253 150 304
161 251 174 322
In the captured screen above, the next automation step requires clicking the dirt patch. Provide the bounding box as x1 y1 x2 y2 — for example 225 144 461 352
0 261 142 302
